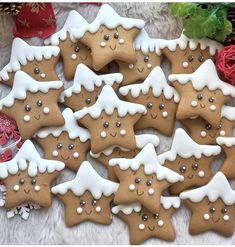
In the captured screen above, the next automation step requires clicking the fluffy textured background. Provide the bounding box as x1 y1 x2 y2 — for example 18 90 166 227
0 2 234 245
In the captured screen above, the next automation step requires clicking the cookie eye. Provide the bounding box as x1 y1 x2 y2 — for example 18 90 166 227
147 102 152 109
24 105 31 112
197 94 203 100
198 55 205 62
221 207 227 214
92 199 97 206
188 55 194 62
19 178 25 185
146 179 152 186
116 121 121 127
37 100 43 107
114 32 119 39
144 56 149 63
74 46 80 52
205 123 212 130
103 122 109 128
57 143 63 149
68 144 74 150
80 200 86 206
142 214 148 221
179 165 187 173
85 98 91 104
104 34 110 41
31 178 36 185
34 67 40 74
192 163 199 170
209 207 216 213
135 177 141 184
208 97 215 103
216 123 222 130
153 212 159 219
159 103 165 110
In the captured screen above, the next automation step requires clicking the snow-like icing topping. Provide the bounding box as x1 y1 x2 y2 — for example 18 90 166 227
44 10 89 45
180 172 235 205
168 59 235 97
159 32 223 56
60 64 123 102
34 108 90 141
216 137 235 148
221 106 235 121
90 133 160 158
0 140 65 179
0 38 60 81
51 161 119 198
119 66 180 103
0 71 63 110
109 143 183 183
112 196 181 215
74 85 146 119
134 29 163 56
72 4 145 39
158 128 221 164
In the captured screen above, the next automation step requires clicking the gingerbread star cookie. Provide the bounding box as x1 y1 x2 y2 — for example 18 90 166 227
117 29 162 86
180 172 235 237
74 85 146 154
109 143 183 212
90 133 160 181
112 196 180 244
51 161 119 227
0 140 65 209
0 71 64 140
35 108 90 171
160 32 223 74
0 38 60 87
119 66 180 136
168 59 235 127
182 105 235 145
72 4 145 71
59 64 123 111
158 128 221 195
44 10 93 80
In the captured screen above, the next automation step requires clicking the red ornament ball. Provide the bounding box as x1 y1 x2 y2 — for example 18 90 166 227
216 45 235 85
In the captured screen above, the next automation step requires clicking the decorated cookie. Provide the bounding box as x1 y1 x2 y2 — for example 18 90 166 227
35 108 90 171
0 140 65 209
0 71 64 140
180 172 235 237
90 134 160 181
117 29 162 86
158 128 221 195
109 143 183 212
44 10 93 80
0 38 60 87
51 161 119 227
182 105 235 145
112 196 180 244
74 85 146 154
217 137 235 179
59 64 123 111
168 59 235 127
119 66 180 136
160 32 223 74
72 4 145 71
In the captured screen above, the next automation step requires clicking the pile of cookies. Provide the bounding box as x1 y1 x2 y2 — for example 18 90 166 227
0 4 235 244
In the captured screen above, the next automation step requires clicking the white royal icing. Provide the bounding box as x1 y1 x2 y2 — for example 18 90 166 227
34 108 90 142
168 59 235 97
216 137 235 148
119 66 180 103
72 4 145 39
44 10 89 45
158 128 221 164
180 172 235 205
0 140 65 179
74 85 146 119
59 64 123 102
0 38 60 81
159 32 223 56
134 29 163 56
221 105 235 121
51 161 119 199
0 71 63 110
109 143 183 183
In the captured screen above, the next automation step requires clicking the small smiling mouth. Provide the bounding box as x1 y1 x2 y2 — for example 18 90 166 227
187 174 194 179
200 104 206 109
34 114 41 120
211 217 220 223
85 210 92 215
136 189 144 196
151 113 158 119
209 133 216 138
80 55 88 61
110 45 116 51
110 132 117 137
61 155 70 161
24 189 30 194
148 225 155 231
137 67 144 73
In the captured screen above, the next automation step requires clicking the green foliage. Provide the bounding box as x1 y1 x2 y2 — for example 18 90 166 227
169 3 233 42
